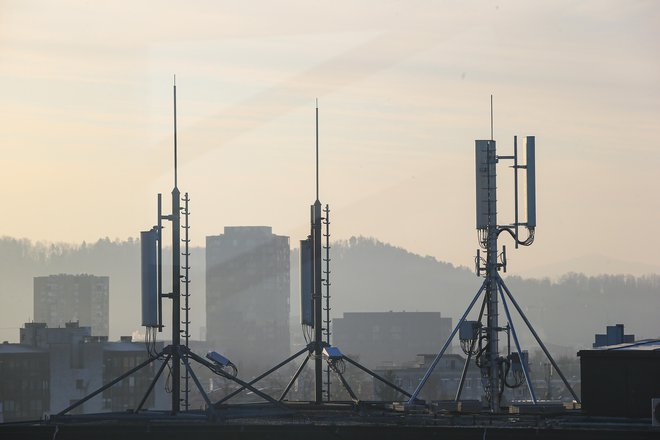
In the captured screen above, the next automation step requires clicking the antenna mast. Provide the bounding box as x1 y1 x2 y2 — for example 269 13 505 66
174 75 178 188
315 98 319 201
407 99 580 412
312 100 324 403
170 77 182 413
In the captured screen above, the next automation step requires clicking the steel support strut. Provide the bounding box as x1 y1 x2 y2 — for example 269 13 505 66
455 294 488 402
215 345 311 405
407 279 488 403
57 351 164 416
496 280 537 402
497 276 581 403
279 354 311 402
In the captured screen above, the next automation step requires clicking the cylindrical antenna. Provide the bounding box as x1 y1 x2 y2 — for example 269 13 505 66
174 75 178 189
315 98 319 201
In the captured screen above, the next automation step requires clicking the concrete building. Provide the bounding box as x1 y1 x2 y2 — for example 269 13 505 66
372 352 545 405
0 322 168 420
0 343 49 422
34 274 109 337
332 312 452 367
373 353 482 402
206 226 290 374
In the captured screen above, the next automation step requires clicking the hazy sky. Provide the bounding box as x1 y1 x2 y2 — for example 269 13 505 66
1 1 658 276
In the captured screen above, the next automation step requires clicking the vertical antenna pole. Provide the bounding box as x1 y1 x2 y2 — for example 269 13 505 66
157 194 163 330
312 101 323 404
316 98 319 201
171 76 182 414
174 75 178 189
313 201 323 403
485 136 500 412
490 94 493 141
514 135 519 249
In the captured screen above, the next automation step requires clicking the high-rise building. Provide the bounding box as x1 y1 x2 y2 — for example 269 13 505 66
33 274 109 337
206 227 290 373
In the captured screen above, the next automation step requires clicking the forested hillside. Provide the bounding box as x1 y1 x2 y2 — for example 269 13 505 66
1 236 657 349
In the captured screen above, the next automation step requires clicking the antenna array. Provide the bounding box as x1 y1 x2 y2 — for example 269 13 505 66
407 98 579 412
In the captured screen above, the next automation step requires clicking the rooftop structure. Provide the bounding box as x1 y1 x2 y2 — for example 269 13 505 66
593 323 635 347
0 323 167 421
579 339 660 418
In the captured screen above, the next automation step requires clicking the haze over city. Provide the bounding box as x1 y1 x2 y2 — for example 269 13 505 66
1 2 660 433
0 1 658 343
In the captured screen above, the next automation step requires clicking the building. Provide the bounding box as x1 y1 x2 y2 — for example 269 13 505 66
593 323 635 348
372 352 555 405
0 322 168 419
579 339 660 418
332 312 452 367
101 337 163 412
373 353 482 402
0 342 49 422
206 226 290 374
34 274 109 337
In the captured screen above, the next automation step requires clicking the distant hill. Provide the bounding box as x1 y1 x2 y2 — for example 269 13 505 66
0 235 657 349
291 236 476 319
0 236 206 343
524 254 660 279
294 236 660 349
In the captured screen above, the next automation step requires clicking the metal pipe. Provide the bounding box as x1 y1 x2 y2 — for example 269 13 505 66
485 139 500 412
279 354 311 402
496 281 537 403
157 193 163 330
171 187 181 414
514 136 519 249
333 367 358 402
498 275 581 403
455 294 487 402
215 345 311 405
312 201 323 403
136 353 171 412
407 279 488 403
343 356 413 400
57 352 162 415
186 351 285 407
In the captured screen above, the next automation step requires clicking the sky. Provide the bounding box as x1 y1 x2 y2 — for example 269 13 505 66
0 0 659 277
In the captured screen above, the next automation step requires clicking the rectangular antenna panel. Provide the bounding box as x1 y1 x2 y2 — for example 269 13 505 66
140 229 158 327
475 140 497 229
525 136 536 227
300 238 314 326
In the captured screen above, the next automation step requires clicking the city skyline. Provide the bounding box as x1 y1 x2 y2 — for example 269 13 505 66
0 1 658 278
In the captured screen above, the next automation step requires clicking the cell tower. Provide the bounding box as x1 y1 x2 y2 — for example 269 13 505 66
214 101 411 406
407 97 580 412
57 79 282 418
